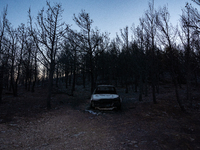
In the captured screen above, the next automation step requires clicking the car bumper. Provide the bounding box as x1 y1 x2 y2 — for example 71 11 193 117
91 99 121 109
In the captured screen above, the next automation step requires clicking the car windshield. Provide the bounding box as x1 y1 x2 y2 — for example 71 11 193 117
94 86 117 94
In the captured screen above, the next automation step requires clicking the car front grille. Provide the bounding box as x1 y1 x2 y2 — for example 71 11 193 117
93 98 120 108
97 99 119 103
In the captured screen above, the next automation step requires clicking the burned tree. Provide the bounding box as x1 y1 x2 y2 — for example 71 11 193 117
156 5 185 111
143 1 158 104
73 10 109 93
120 26 130 93
0 6 8 103
179 3 195 105
29 2 68 109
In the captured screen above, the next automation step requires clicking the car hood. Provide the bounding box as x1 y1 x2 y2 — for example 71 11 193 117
91 94 119 101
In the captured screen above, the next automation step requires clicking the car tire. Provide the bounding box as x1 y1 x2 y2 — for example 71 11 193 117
117 104 121 110
90 101 95 109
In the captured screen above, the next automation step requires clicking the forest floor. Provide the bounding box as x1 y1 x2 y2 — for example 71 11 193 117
0 83 200 150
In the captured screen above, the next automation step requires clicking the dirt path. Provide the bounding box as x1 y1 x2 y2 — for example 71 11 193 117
0 86 200 150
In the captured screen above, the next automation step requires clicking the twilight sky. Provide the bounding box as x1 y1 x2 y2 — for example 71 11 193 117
0 0 196 39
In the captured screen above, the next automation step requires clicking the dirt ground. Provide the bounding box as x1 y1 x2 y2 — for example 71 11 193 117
0 84 200 150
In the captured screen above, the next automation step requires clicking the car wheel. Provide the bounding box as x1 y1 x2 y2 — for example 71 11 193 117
117 104 121 110
90 101 95 109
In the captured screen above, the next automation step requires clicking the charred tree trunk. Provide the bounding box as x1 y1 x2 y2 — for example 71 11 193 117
0 65 4 104
47 62 54 110
10 55 17 96
28 77 31 91
65 63 69 89
139 72 143 101
144 75 148 96
69 65 72 86
31 54 37 92
152 81 156 104
14 64 21 96
151 47 157 104
82 68 86 88
25 73 28 90
91 70 95 94
31 66 37 92
71 71 76 96
71 49 77 96
31 80 36 92
171 70 186 112
135 76 138 93
186 50 192 105
56 66 59 87
152 47 157 103
90 52 95 94
125 78 128 93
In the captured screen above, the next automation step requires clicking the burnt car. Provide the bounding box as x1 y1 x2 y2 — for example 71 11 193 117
90 85 122 110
